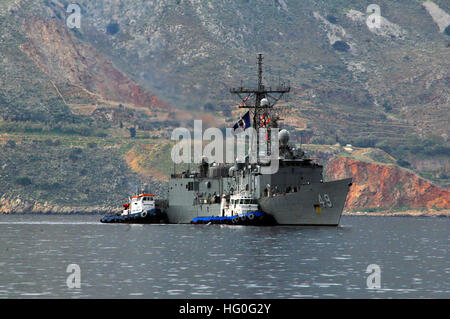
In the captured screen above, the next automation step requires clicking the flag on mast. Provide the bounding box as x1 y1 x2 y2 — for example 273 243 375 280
232 111 251 135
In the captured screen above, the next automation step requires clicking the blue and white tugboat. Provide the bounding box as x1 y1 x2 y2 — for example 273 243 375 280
100 193 167 224
191 192 275 226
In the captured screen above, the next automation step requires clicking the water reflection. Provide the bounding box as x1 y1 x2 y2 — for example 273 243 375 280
0 214 448 298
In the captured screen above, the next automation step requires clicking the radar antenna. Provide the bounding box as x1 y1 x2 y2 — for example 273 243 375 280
230 54 290 129
230 54 290 159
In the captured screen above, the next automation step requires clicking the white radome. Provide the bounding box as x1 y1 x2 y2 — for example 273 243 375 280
260 98 269 106
279 129 290 145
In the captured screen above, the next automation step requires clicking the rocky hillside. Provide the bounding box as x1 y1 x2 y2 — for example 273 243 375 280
0 133 169 213
0 0 176 130
21 17 170 111
327 154 449 212
0 0 448 213
301 145 449 213
40 0 449 186
65 1 449 128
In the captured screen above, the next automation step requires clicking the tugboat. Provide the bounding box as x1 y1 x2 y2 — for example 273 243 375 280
191 192 275 226
100 193 167 224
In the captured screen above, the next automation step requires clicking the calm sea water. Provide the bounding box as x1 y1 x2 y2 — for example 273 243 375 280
0 214 448 298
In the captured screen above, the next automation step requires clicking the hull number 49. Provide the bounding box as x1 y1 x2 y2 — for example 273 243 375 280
318 194 332 208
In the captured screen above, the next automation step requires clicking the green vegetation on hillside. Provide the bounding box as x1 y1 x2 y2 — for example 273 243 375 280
0 133 169 208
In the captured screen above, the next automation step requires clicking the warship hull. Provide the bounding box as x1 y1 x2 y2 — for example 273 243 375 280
165 178 351 225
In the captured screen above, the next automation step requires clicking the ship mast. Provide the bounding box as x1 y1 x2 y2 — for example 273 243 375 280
230 54 290 160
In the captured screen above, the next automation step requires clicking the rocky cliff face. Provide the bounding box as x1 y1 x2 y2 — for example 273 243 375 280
65 0 449 140
326 156 450 211
21 17 170 111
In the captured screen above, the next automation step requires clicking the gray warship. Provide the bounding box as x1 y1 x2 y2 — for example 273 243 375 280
165 54 352 226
